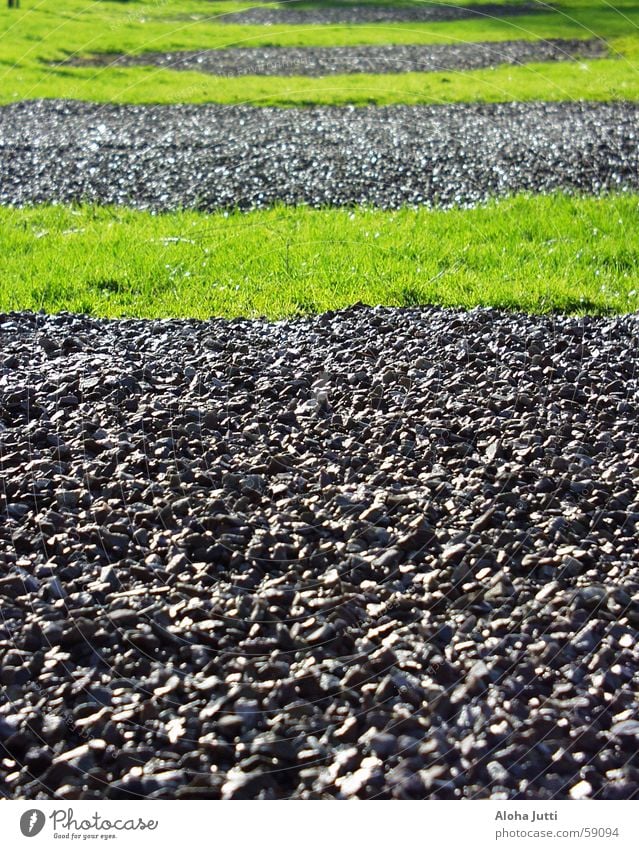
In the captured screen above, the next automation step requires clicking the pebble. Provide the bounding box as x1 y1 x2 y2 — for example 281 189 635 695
1 305 637 800
2 101 638 211
61 39 607 78
222 2 545 25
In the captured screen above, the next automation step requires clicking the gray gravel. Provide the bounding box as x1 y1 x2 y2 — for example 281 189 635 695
58 38 608 77
59 39 608 78
220 2 545 25
1 305 638 800
1 100 638 211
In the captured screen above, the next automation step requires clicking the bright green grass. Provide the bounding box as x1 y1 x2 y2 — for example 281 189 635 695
14 58 632 107
1 0 639 105
2 194 638 319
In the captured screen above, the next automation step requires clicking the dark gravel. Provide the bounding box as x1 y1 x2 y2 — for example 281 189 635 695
1 100 638 211
1 305 638 800
220 2 545 25
60 39 608 78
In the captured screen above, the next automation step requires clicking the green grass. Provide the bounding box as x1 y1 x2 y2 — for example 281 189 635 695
2 194 638 319
1 0 639 105
12 58 633 107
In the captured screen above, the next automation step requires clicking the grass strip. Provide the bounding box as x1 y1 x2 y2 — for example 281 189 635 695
1 193 638 319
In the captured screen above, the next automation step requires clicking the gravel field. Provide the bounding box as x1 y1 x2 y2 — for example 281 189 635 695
1 305 638 800
61 39 608 78
220 2 544 25
1 100 638 211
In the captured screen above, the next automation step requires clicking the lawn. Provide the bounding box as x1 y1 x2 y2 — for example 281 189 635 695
1 0 638 106
2 2 637 321
2 194 637 318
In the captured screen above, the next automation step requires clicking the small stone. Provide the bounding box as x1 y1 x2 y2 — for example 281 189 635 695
570 780 592 800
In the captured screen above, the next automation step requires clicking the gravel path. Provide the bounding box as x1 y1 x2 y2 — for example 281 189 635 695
220 2 545 25
61 39 608 78
1 306 638 800
1 100 637 211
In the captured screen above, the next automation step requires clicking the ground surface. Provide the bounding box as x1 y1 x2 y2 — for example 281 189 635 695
62 39 607 78
2 0 639 804
1 0 639 105
2 100 637 211
1 306 638 800
220 2 545 24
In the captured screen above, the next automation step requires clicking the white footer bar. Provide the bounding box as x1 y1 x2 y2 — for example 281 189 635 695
0 799 636 849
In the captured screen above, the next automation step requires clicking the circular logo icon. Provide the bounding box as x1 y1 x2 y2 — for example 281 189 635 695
20 810 46 838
